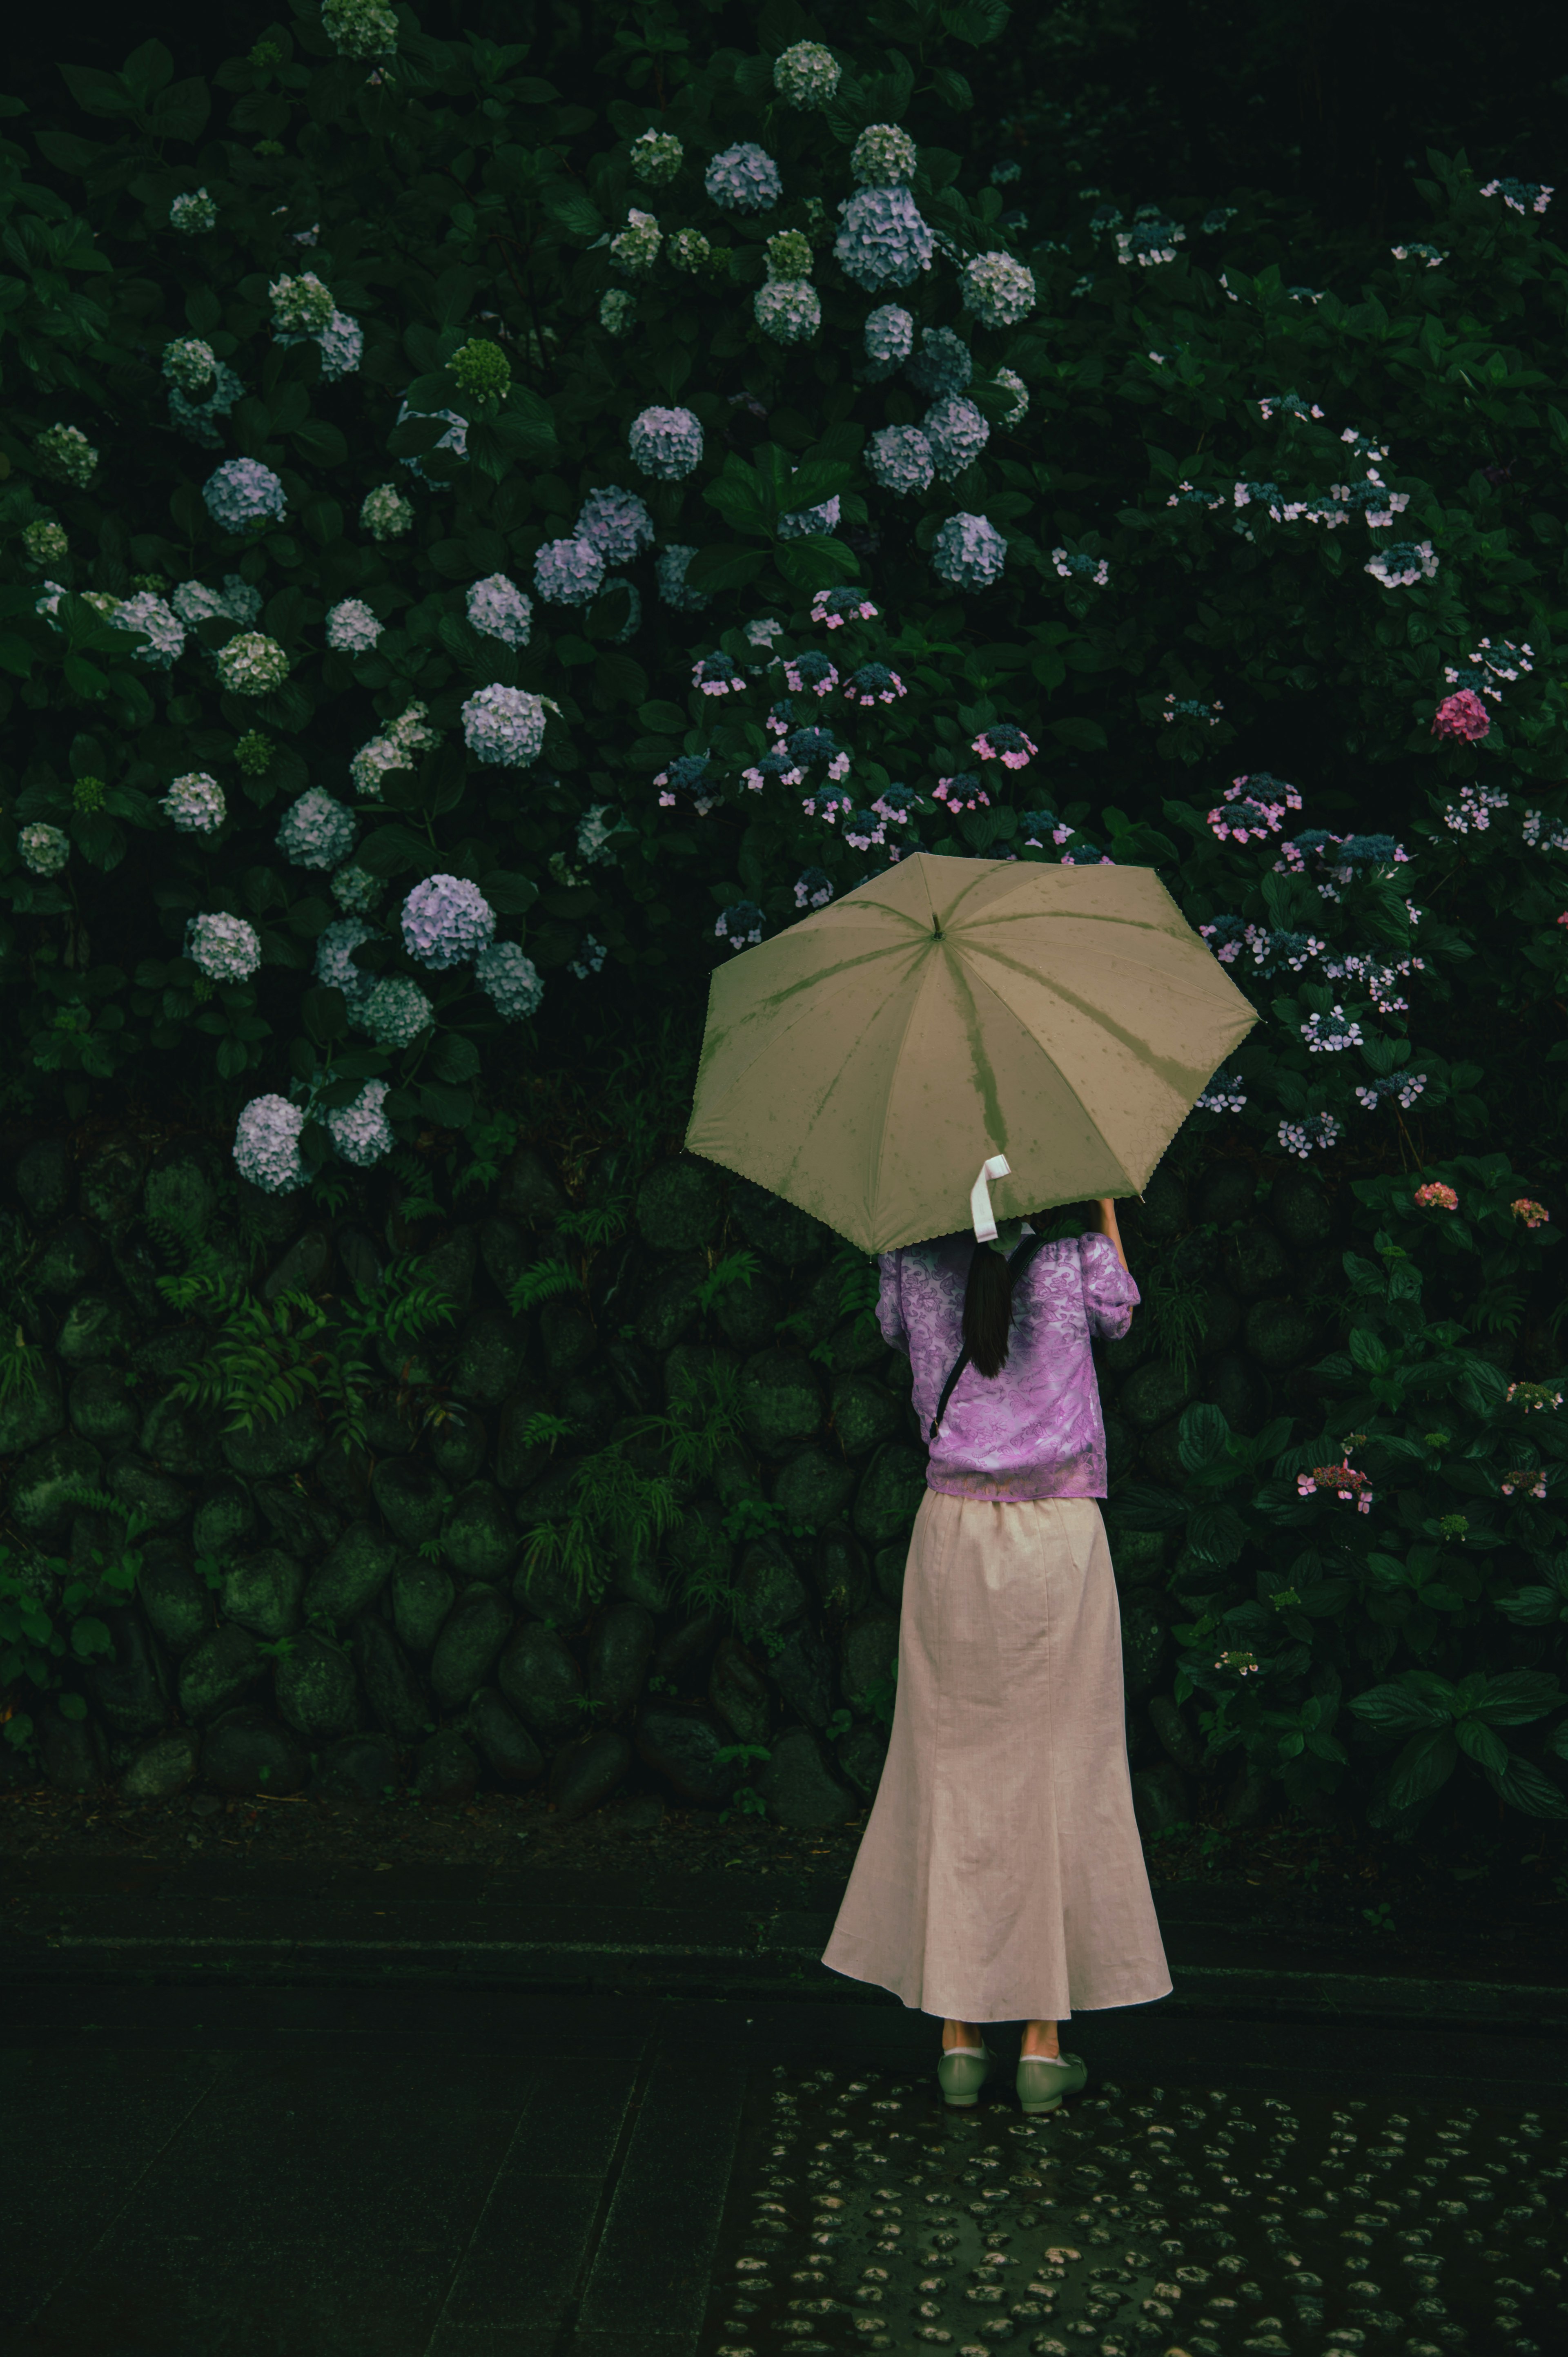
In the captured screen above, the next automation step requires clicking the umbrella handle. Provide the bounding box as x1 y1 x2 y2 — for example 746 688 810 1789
970 1154 1012 1243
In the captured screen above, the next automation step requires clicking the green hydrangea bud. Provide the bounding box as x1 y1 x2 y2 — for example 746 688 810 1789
269 272 336 333
449 337 511 403
764 230 814 281
610 210 662 276
773 40 840 110
21 521 68 568
72 776 108 813
321 0 398 60
599 290 635 337
34 424 98 488
235 731 276 777
630 129 683 186
163 337 217 393
668 228 712 275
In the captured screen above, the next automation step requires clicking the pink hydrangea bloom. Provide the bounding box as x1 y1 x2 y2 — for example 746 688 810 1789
1511 1197 1550 1229
1414 1180 1458 1211
1432 689 1490 742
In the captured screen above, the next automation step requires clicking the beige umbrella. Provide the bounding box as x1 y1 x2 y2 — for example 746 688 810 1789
685 852 1256 1253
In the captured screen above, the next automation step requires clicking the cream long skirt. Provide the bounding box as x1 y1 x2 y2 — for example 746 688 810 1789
820 1489 1172 2024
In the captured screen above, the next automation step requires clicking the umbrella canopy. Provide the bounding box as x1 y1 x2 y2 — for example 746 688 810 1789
685 852 1256 1253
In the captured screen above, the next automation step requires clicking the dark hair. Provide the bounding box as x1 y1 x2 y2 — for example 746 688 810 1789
962 1242 1017 1380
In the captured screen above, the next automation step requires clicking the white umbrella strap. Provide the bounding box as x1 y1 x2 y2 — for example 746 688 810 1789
970 1154 1011 1242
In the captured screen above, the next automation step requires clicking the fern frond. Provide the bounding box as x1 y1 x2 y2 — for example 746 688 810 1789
508 1258 586 1313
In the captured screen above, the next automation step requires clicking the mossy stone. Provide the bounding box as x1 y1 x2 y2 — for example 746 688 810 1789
371 1456 452 1551
441 1480 518 1582
261 1226 331 1304
143 1152 215 1244
0 1360 66 1455
70 1365 138 1451
729 1180 829 1267
556 1368 619 1451
588 1597 655 1719
304 1520 397 1624
221 1405 324 1479
56 1291 141 1367
1270 1167 1334 1250
549 1727 633 1821
1223 1221 1293 1299
538 1296 598 1379
82 1603 169 1736
614 1532 676 1616
420 1225 478 1322
633 1700 736 1806
1118 1356 1195 1432
1203 1350 1267 1436
713 1270 784 1353
851 1441 927 1548
450 1307 526 1407
131 1327 206 1384
823 1315 887 1376
1196 1159 1257 1228
15 1135 71 1222
497 1147 567 1229
253 1477 338 1562
1101 1320 1155 1378
465 1686 544 1784
769 1618 837 1730
1140 1414 1187 1486
812 1529 873 1618
1196 1286 1243 1356
739 1347 824 1454
410 1729 479 1804
494 1389 555 1493
354 1614 429 1739
1130 1760 1191 1837
836 1722 888 1802
178 1622 264 1721
30 1218 102 1297
873 1540 906 1609
360 1394 418 1457
274 1629 359 1739
477 1214 531 1299
140 1392 221 1479
430 1582 514 1709
107 1451 190 1528
840 1605 899 1706
664 1340 739 1409
309 1731 399 1805
758 1724 855 1828
498 1619 586 1744
635 1255 706 1354
200 1706 309 1796
121 1728 200 1803
830 1376 900 1458
772 1445 855 1531
428 1407 487 1484
391 1551 455 1655
636 1156 725 1254
736 1535 808 1635
9 1434 103 1534
708 1632 771 1747
138 1542 212 1656
1245 1295 1316 1371
221 1548 305 1640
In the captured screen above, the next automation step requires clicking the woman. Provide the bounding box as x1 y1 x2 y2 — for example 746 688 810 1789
821 1197 1171 2115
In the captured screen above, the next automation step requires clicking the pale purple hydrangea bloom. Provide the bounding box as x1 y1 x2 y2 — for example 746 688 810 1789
863 304 915 365
834 187 934 291
112 591 185 669
1278 1113 1341 1159
627 405 704 479
162 772 226 834
172 575 261 629
215 633 290 694
203 458 286 532
277 787 356 871
325 598 383 653
234 1095 308 1193
401 874 495 970
959 252 1036 328
779 497 840 540
795 867 834 909
169 360 244 449
361 975 432 1048
867 426 934 496
931 513 1007 589
655 545 709 610
704 143 782 214
462 683 547 766
324 1079 395 1167
904 326 971 397
755 280 821 343
314 917 378 1001
466 574 532 647
1196 1070 1248 1113
574 485 655 565
330 863 383 914
923 395 990 482
475 941 545 1020
533 537 606 604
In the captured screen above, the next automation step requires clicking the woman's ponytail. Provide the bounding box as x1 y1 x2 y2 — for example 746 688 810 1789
962 1243 1016 1379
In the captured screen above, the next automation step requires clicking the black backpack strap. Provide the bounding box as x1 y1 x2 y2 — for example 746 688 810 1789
927 1231 1049 1442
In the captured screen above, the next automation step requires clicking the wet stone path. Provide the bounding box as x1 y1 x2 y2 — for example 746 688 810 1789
704 2067 1568 2357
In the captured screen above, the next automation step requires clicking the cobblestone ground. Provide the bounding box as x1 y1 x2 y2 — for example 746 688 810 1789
702 2063 1567 2357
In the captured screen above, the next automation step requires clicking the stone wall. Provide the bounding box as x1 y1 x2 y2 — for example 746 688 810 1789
0 1128 1342 1833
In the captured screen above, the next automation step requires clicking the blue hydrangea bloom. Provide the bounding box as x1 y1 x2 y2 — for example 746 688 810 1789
400 874 496 970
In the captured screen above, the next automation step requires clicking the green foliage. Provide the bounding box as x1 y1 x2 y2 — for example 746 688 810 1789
0 1325 47 1407
695 1248 758 1311
0 1499 151 1748
518 1438 681 1612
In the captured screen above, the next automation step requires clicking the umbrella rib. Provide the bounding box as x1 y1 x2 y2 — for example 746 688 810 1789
968 939 1254 1088
952 945 1143 1192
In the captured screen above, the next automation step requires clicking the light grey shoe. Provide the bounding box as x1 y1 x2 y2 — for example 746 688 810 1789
1016 2049 1088 2115
937 2041 996 2108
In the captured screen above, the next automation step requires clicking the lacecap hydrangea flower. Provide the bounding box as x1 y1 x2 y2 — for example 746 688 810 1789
569 933 608 980
169 187 217 234
361 482 414 540
234 1095 307 1193
462 683 547 767
755 280 821 344
704 143 782 214
475 941 545 1021
161 772 226 834
163 337 215 393
924 396 990 482
575 485 655 565
1366 540 1438 588
533 536 606 604
960 252 1038 329
277 787 356 870
627 405 704 480
216 633 290 694
330 863 384 914
204 458 286 533
326 598 383 654
324 1079 395 1167
467 573 532 646
18 823 70 877
715 901 765 952
773 40 839 107
851 123 918 188
186 912 262 981
834 187 934 292
630 129 683 187
795 866 834 909
112 591 185 669
611 209 662 275
401 874 495 970
360 974 433 1048
867 424 934 497
21 520 68 568
932 512 1008 590
314 918 377 1001
34 424 98 488
169 361 244 449
322 0 398 59
906 327 971 397
655 545 709 610
864 304 914 365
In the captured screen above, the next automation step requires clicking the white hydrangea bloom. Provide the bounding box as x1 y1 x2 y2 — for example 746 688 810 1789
324 1079 395 1167
755 279 821 344
169 187 217 234
401 874 496 970
161 772 226 834
325 598 383 653
655 544 710 611
186 912 262 982
864 304 915 364
216 633 290 694
599 575 641 640
277 787 356 870
773 40 840 107
278 309 363 382
35 424 98 487
475 940 545 1021
575 485 655 565
599 289 635 337
467 573 532 647
18 823 69 877
112 591 185 669
994 367 1029 428
361 974 433 1048
395 396 468 477
361 482 415 540
321 0 398 60
628 404 704 480
234 1095 307 1194
163 337 216 393
866 424 935 497
314 917 377 1001
462 683 547 767
169 361 245 455
779 497 840 540
270 272 336 333
533 536 606 604
931 511 1008 590
852 124 918 188
630 129 683 187
833 188 933 291
203 459 286 532
330 863 384 914
610 209 662 275
923 395 990 482
705 143 782 213
959 252 1038 329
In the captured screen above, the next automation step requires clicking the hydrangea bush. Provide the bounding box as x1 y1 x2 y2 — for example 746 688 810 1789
4 12 1568 1839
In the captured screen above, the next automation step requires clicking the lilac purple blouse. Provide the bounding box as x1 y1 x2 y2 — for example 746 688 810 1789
876 1229 1140 1502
